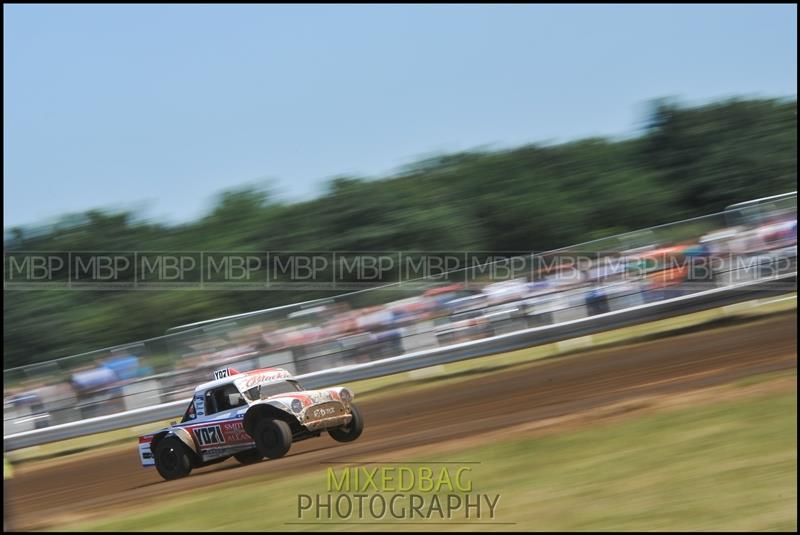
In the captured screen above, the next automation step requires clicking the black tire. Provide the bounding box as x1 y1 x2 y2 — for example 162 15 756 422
253 419 292 459
154 436 193 481
328 403 364 443
233 449 264 465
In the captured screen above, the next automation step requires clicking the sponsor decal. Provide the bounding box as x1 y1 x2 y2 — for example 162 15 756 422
194 425 226 447
220 421 252 443
291 399 303 413
195 395 205 417
202 447 231 460
238 369 291 389
310 405 339 419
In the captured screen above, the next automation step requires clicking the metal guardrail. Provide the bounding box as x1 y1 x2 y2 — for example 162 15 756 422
4 272 795 451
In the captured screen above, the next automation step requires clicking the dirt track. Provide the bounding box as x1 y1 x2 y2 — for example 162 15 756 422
6 312 798 530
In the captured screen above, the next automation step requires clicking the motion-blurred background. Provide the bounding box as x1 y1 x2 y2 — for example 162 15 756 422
3 4 797 429
3 5 798 532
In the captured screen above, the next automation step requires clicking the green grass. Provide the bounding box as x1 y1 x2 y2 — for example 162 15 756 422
5 418 177 464
60 379 797 532
8 293 796 466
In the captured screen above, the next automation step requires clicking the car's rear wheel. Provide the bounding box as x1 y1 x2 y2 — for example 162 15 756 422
328 403 364 442
233 449 264 465
254 419 292 459
154 436 193 480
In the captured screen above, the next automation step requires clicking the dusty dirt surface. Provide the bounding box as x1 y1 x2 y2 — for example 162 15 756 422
6 312 797 531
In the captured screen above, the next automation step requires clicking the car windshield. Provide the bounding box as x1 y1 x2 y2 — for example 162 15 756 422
244 379 303 401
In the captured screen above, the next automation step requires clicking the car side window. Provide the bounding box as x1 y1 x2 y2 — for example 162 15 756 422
205 389 219 414
205 384 246 414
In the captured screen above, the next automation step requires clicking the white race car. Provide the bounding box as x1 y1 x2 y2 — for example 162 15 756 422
138 367 363 480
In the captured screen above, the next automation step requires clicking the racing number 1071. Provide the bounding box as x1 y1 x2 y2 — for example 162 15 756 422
195 425 225 446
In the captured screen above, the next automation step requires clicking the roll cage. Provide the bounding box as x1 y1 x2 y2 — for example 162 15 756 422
179 378 304 423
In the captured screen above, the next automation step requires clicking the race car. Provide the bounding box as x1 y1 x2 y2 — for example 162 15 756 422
138 367 363 480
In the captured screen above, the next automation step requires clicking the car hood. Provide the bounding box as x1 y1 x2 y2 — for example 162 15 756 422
253 386 352 413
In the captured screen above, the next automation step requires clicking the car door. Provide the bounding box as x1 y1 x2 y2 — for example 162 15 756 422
186 385 254 461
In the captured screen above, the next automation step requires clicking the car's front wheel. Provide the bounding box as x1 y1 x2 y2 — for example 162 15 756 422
233 449 264 465
254 419 292 459
328 403 364 442
154 436 193 481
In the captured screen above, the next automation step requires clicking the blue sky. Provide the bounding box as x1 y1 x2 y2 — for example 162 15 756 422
3 4 797 229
